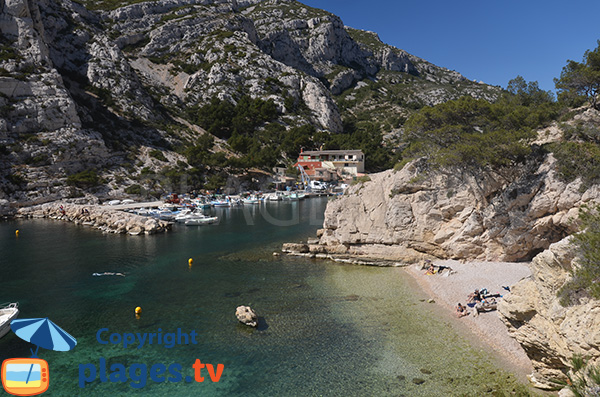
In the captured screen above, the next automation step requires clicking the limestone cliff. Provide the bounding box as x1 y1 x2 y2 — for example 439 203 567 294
498 237 600 385
313 148 595 263
311 106 600 263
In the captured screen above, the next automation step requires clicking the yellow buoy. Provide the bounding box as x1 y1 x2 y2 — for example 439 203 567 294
188 258 193 266
135 306 142 315
15 230 19 237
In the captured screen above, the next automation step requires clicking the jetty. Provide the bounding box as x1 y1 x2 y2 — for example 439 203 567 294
17 202 170 235
99 201 164 211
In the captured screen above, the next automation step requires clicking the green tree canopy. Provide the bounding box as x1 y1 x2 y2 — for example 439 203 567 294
401 90 559 170
555 40 600 109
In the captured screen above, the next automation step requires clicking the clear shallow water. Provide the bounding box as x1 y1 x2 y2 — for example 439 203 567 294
0 198 530 396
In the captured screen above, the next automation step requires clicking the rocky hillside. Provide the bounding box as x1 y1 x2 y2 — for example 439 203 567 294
0 0 500 211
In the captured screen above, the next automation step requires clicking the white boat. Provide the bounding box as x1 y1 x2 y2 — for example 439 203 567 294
212 199 231 207
242 196 260 204
157 210 176 221
267 192 284 201
0 302 19 339
174 209 194 223
185 216 218 225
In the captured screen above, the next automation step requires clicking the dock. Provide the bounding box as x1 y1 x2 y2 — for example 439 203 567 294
99 201 164 211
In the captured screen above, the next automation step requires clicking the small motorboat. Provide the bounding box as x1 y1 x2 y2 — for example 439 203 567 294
242 196 260 204
0 302 19 339
267 192 284 201
174 209 194 223
185 216 218 225
212 198 231 207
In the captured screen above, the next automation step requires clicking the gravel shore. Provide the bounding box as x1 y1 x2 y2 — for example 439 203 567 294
403 259 534 376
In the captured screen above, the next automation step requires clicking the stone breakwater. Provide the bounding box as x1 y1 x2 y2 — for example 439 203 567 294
17 203 170 235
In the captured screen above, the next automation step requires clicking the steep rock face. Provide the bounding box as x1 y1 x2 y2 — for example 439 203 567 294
317 152 596 262
0 0 118 204
498 238 600 382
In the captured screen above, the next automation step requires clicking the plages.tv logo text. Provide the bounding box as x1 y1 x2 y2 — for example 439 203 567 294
78 328 224 389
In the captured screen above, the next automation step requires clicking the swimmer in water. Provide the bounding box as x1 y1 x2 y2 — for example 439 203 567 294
92 272 125 277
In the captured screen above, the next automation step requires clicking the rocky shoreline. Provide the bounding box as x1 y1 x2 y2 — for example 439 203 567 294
16 202 170 235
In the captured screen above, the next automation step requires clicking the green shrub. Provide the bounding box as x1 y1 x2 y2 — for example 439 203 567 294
125 184 142 195
550 141 600 188
351 175 371 185
558 205 600 305
549 354 600 396
6 173 26 186
66 169 100 188
149 149 168 162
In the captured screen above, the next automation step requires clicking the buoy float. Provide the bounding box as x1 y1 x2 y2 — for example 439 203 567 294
15 230 19 237
135 306 142 315
188 258 193 266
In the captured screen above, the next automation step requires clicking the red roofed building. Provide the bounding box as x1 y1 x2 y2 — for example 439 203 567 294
295 149 365 180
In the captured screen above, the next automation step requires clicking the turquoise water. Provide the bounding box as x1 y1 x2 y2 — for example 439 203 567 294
0 199 530 396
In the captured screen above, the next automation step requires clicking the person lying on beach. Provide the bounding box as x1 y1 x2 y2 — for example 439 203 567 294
455 303 469 318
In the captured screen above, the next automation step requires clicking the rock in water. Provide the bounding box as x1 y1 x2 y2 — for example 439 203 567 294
235 305 258 327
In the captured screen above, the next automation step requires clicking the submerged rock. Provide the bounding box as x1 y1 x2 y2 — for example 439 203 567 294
235 305 258 327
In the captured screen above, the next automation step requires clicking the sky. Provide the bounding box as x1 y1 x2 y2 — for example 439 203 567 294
301 0 600 93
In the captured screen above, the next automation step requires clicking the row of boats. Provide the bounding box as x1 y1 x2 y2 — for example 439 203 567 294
129 192 308 225
213 191 307 206
132 207 218 225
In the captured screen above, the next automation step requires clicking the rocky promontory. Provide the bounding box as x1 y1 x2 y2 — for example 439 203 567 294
289 150 597 263
17 202 170 235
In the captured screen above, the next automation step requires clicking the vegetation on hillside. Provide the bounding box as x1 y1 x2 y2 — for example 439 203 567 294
185 94 396 172
397 77 560 171
549 41 600 188
558 205 600 306
549 354 600 396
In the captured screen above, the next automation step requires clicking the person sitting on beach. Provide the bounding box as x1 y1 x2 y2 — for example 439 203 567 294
425 263 437 275
467 289 482 303
456 303 469 318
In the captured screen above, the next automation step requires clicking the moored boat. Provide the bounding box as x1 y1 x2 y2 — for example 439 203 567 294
185 216 218 225
242 196 260 204
0 302 19 339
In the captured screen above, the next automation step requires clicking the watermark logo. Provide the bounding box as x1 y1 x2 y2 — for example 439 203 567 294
1 358 49 396
2 317 77 396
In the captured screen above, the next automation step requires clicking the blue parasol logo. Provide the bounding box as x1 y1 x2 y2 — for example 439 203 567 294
10 318 77 357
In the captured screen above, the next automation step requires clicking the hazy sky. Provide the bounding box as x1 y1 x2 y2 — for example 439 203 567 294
301 0 600 93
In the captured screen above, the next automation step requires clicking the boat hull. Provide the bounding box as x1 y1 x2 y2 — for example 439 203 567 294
0 303 19 339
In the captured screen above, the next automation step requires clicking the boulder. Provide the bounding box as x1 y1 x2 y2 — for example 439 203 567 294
235 305 258 327
282 243 309 253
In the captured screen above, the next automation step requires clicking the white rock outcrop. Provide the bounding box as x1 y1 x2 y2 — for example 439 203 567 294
498 237 600 384
313 153 597 263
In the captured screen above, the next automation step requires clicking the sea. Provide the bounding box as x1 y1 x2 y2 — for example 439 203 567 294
0 198 532 396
